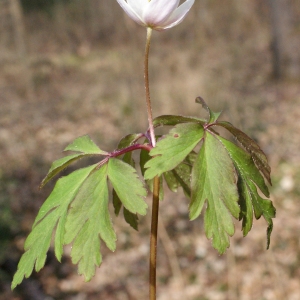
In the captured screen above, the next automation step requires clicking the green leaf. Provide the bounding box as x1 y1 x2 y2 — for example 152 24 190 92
112 190 122 216
153 115 205 128
113 190 140 230
189 132 240 254
11 164 96 289
237 177 254 236
111 153 140 229
108 158 148 215
117 133 143 149
216 136 275 247
41 135 109 188
163 171 179 193
140 148 151 176
111 136 140 229
242 181 276 249
64 135 108 155
217 121 271 185
64 164 116 281
195 97 222 123
169 152 197 197
144 123 204 180
40 154 84 188
140 149 164 200
217 137 269 197
123 208 139 231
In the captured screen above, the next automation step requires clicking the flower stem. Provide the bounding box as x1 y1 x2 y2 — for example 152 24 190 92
144 27 160 300
144 27 156 147
149 175 160 300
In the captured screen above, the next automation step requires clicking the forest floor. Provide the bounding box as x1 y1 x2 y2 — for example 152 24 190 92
0 29 300 300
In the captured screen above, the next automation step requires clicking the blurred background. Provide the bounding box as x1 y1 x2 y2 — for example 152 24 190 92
0 0 300 299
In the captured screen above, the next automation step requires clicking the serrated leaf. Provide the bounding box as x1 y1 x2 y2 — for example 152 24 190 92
242 180 275 248
216 136 275 247
112 156 140 227
217 137 269 197
117 133 143 149
195 97 222 123
11 165 96 289
41 135 109 188
64 135 108 155
114 191 140 230
217 121 271 185
113 139 136 209
144 123 204 180
112 190 122 216
169 152 197 197
189 132 239 254
163 171 179 193
40 154 84 188
112 136 139 228
108 158 148 215
153 115 205 128
237 177 254 236
140 148 151 176
140 149 164 200
64 164 116 281
123 208 139 231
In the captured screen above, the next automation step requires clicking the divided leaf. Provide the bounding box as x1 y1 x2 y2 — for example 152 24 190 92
217 137 275 247
64 165 116 281
217 137 269 197
112 134 143 229
140 149 164 200
12 164 97 289
123 208 139 231
108 158 148 215
163 171 179 193
64 135 108 155
153 115 205 128
41 135 108 188
217 121 271 184
112 190 122 216
195 96 222 123
12 98 276 290
166 151 197 197
189 132 240 254
116 133 143 149
40 154 84 188
247 181 275 248
144 123 204 180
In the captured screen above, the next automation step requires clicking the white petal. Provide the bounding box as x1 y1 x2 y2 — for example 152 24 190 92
160 0 195 30
116 0 145 26
143 0 180 26
127 0 148 17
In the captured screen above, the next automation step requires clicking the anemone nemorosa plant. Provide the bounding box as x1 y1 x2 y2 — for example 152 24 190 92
12 1 275 299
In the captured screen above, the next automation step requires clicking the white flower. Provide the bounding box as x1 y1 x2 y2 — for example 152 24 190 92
116 0 195 31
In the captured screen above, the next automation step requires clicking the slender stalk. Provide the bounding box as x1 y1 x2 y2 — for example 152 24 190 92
144 26 160 300
144 27 156 147
149 175 160 300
